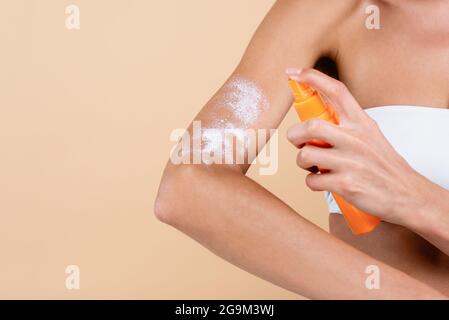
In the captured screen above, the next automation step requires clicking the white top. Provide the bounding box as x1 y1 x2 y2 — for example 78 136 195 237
326 105 449 214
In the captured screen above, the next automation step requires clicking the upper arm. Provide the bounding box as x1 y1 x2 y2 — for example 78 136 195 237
174 0 358 172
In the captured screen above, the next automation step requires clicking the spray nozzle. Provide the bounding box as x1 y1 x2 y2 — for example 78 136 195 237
288 79 315 101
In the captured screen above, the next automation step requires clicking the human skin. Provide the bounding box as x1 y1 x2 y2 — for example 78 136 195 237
286 68 449 256
321 0 449 295
155 0 449 298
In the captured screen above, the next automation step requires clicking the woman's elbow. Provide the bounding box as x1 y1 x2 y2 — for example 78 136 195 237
153 164 198 227
153 189 175 225
154 164 241 227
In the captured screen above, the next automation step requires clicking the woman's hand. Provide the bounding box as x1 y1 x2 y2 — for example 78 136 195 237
285 68 435 226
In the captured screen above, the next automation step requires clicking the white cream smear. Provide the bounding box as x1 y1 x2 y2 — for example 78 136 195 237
201 77 269 163
221 77 269 127
200 124 248 164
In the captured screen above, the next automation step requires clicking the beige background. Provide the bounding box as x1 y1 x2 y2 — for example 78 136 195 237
0 0 328 299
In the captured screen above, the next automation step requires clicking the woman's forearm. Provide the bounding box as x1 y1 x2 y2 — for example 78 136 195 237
400 175 449 256
153 0 447 298
155 163 446 299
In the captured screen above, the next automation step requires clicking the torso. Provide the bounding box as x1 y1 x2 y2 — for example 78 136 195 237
338 0 449 109
327 0 449 295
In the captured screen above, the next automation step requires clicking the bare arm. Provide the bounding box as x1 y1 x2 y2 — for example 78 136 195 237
156 164 444 299
401 180 449 256
154 0 446 299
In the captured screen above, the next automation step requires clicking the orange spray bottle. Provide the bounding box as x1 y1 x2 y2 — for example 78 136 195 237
288 79 381 235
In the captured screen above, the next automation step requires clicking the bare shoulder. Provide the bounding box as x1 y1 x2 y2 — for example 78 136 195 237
241 0 364 69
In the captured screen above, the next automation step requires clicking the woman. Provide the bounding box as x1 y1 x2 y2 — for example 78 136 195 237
155 0 449 299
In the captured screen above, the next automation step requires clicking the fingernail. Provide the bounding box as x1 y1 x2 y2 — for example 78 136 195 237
285 68 303 77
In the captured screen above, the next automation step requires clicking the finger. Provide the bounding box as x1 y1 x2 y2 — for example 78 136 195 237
287 68 364 122
305 171 337 192
296 145 344 171
287 118 350 148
